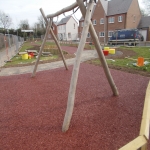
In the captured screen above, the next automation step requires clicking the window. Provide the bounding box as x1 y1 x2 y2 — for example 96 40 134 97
108 31 113 37
68 33 71 38
118 16 123 22
100 18 104 24
108 17 115 23
87 32 90 38
99 32 105 37
93 20 97 25
81 22 84 27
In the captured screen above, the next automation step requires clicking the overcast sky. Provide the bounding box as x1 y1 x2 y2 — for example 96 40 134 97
0 0 143 29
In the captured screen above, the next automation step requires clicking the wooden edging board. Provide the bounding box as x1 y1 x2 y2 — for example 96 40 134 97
119 81 150 150
119 136 147 150
140 81 150 140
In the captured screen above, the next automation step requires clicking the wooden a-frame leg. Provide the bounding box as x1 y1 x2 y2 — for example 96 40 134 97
77 0 119 96
50 27 68 70
62 0 95 132
31 22 51 77
40 8 68 70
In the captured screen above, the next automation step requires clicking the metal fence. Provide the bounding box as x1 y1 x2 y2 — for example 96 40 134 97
0 33 24 67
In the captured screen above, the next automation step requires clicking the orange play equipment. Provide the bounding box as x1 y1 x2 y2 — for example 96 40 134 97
137 57 144 66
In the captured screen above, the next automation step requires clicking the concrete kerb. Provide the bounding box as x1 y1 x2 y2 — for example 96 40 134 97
0 50 98 76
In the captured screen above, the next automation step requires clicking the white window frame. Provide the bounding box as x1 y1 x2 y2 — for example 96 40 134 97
99 32 105 37
100 18 104 24
68 33 71 38
108 31 113 37
118 16 123 22
108 17 115 23
87 32 90 38
93 20 97 25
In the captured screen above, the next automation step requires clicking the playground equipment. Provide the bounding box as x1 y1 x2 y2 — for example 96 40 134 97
32 0 119 132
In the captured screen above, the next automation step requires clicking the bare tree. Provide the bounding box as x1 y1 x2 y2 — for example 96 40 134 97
0 10 12 30
37 15 46 30
141 0 150 16
19 19 30 30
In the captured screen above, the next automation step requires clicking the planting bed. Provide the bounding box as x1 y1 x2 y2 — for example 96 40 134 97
0 63 149 150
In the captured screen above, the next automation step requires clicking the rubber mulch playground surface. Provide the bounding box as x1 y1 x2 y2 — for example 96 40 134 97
0 63 149 150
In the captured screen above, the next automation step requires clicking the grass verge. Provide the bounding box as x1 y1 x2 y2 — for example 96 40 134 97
89 46 150 74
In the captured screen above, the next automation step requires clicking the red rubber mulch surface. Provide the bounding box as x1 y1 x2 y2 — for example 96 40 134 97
0 63 149 150
61 46 77 54
61 46 89 55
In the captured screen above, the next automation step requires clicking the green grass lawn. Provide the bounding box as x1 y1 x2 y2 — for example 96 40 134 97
91 46 150 73
4 41 59 67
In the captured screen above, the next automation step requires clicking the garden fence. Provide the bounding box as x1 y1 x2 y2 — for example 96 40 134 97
0 33 24 67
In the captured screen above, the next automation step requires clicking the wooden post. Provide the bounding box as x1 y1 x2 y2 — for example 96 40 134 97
50 25 68 70
62 0 94 132
141 144 147 150
31 21 51 77
40 8 68 70
31 8 69 77
77 0 119 96
140 81 150 139
119 136 147 150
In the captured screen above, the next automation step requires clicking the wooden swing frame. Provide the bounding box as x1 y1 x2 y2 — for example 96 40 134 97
31 0 119 132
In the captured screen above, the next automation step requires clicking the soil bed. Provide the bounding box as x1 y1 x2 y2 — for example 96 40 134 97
0 63 149 150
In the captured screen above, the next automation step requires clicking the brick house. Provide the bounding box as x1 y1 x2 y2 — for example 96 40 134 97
138 16 150 41
78 0 142 43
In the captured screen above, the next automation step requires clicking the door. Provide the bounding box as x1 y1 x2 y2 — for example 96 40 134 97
139 30 147 41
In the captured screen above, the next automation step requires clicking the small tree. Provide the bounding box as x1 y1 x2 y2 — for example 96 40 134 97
38 15 46 30
19 19 30 30
0 10 12 31
141 0 150 16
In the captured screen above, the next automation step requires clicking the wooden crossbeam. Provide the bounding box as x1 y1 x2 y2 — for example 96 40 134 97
47 0 87 18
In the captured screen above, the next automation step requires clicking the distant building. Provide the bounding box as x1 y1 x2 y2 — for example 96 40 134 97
57 16 78 41
79 0 142 42
138 16 150 41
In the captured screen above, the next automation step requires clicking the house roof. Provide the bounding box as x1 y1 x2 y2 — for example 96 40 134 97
80 0 133 21
57 16 71 26
101 0 108 14
107 0 133 16
138 16 150 28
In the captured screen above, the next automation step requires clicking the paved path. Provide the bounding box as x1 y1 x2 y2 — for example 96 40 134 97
0 50 98 76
